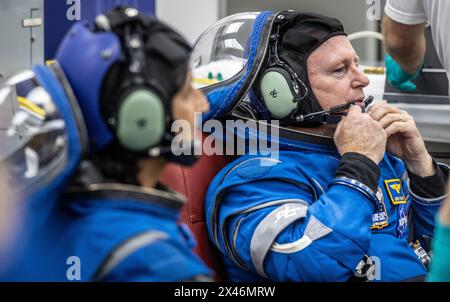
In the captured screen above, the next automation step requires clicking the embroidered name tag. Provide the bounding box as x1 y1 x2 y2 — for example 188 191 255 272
371 187 389 230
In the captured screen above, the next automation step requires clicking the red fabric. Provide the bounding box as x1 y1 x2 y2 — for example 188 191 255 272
160 152 232 281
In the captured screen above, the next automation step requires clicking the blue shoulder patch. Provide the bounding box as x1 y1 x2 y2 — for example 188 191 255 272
236 158 281 179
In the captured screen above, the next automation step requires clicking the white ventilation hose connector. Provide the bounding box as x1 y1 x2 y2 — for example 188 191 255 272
347 31 384 42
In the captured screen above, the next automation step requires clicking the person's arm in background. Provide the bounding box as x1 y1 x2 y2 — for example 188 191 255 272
383 0 427 91
427 181 450 282
383 17 426 74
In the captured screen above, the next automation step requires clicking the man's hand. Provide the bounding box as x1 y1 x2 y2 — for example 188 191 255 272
368 101 435 177
334 105 387 165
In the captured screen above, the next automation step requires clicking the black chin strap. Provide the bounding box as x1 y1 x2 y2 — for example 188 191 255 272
295 96 374 125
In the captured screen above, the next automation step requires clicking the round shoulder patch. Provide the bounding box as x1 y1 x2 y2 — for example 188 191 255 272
236 157 281 179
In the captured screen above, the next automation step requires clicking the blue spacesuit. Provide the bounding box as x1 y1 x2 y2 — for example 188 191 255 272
0 7 210 281
190 10 449 282
19 177 211 282
205 139 448 282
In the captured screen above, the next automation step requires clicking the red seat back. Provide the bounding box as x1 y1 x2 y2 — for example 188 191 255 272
160 149 232 281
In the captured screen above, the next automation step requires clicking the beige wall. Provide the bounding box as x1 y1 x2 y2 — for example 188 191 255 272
226 0 382 62
156 0 383 61
156 0 225 45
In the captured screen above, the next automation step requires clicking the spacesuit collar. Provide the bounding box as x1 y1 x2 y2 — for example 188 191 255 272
231 113 338 152
278 125 336 148
65 183 186 211
65 160 185 210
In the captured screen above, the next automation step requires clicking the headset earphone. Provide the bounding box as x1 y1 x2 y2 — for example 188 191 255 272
258 23 309 120
97 8 168 152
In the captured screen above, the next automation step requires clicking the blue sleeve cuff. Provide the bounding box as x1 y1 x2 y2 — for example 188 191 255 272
330 176 380 212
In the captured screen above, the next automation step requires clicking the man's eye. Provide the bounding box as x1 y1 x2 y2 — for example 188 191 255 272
334 67 345 74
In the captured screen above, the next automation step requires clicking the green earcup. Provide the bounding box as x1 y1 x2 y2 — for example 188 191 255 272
116 89 164 151
260 70 297 119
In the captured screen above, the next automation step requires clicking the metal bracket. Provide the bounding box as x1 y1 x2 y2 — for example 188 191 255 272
22 18 42 28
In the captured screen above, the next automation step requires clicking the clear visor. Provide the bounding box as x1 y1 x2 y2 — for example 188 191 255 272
0 70 68 191
191 12 259 89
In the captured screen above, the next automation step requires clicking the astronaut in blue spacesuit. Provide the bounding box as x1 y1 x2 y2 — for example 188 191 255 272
0 7 211 281
194 11 449 281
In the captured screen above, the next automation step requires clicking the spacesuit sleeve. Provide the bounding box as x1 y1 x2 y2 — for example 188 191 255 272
96 233 212 282
408 162 450 250
220 172 380 281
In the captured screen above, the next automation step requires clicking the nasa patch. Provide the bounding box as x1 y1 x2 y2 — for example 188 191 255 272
397 203 410 238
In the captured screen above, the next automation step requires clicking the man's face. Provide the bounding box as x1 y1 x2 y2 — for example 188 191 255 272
307 36 370 110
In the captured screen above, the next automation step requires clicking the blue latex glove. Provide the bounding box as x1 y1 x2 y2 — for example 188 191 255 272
385 54 423 91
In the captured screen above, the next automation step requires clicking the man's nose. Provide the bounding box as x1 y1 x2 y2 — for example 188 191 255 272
194 88 210 113
352 68 370 88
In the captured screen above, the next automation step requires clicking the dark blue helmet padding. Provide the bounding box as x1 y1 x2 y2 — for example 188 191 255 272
248 84 271 121
203 11 274 121
56 22 122 152
1 65 85 277
27 64 84 228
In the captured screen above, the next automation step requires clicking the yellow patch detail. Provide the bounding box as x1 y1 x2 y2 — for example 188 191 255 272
390 183 401 194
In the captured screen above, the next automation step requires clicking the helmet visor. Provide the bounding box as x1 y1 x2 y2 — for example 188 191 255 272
191 12 260 90
0 70 69 192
